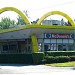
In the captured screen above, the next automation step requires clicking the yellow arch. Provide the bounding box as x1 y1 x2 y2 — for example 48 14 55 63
0 7 30 24
37 11 75 26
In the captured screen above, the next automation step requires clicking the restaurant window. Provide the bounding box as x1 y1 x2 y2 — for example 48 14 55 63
3 45 8 51
58 44 63 50
9 45 17 52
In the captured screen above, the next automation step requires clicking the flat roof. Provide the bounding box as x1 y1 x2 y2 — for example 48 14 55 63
0 25 74 34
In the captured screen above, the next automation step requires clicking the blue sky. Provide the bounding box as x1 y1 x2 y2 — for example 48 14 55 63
0 0 75 22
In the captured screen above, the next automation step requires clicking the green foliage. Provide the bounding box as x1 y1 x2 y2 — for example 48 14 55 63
0 14 27 29
0 53 33 64
45 51 75 56
0 53 44 64
45 56 70 63
16 10 29 25
16 15 26 25
45 56 54 63
44 51 75 64
0 17 16 29
67 21 71 26
47 61 75 67
32 52 44 64
55 56 70 63
69 56 75 61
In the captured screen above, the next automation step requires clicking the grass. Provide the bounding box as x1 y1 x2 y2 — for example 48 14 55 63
46 61 75 67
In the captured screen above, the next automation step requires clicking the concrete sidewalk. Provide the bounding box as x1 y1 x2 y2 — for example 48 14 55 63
0 64 75 74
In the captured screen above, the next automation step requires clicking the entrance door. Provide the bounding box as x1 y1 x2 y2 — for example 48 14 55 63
63 44 68 51
63 45 66 51
58 44 63 51
44 44 48 51
44 44 51 51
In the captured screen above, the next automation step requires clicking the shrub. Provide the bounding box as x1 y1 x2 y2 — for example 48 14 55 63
0 52 44 64
45 56 70 63
0 53 33 64
69 56 75 61
32 52 44 64
45 51 75 56
55 56 70 63
45 56 55 63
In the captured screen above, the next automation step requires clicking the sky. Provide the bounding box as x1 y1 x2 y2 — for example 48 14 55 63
0 0 75 22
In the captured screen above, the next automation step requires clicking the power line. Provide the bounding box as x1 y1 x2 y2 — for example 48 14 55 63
29 1 75 12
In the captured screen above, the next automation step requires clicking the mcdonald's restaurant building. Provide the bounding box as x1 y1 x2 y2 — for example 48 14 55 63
0 7 75 54
0 23 75 53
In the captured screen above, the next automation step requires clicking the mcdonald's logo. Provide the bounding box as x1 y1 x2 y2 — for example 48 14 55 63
0 7 75 26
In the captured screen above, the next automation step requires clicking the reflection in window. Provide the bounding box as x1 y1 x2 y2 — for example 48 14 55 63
68 44 74 50
3 45 8 51
9 45 17 53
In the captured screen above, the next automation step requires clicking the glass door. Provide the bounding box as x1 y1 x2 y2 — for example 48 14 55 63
44 44 50 51
63 44 67 51
58 44 63 51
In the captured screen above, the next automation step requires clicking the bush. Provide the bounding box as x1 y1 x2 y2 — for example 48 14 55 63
45 56 70 63
69 56 75 61
32 52 44 64
45 56 55 63
45 51 75 56
0 52 44 64
0 53 33 64
55 56 70 63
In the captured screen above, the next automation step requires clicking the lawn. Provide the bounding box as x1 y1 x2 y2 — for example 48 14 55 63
46 61 75 67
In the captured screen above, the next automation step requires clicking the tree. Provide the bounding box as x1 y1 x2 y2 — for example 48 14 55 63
31 18 39 24
61 18 65 26
16 10 29 25
66 21 71 26
16 15 26 25
0 17 16 29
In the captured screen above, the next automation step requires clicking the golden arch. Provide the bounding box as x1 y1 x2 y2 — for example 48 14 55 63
37 11 75 26
0 7 30 24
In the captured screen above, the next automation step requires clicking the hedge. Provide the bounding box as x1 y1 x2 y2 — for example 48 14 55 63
0 52 44 64
32 52 44 64
44 56 75 64
0 53 33 64
44 56 70 63
45 51 75 56
69 56 75 61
